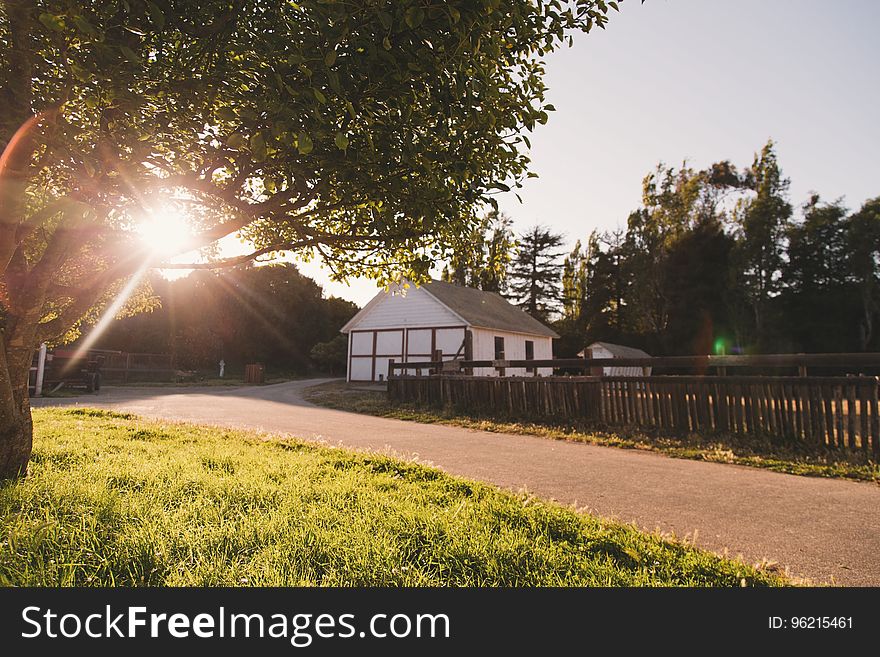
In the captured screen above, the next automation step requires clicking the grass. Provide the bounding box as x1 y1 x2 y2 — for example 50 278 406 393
0 408 786 587
111 374 300 388
304 381 879 484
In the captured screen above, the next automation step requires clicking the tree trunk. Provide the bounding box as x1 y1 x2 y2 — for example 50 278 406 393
0 340 34 479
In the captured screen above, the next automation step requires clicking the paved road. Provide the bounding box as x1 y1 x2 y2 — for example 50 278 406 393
33 380 880 586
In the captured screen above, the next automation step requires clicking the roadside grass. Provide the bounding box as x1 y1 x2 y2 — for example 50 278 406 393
110 374 300 388
0 408 786 587
304 381 879 484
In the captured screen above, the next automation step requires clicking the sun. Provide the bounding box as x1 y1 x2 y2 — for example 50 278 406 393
137 205 194 258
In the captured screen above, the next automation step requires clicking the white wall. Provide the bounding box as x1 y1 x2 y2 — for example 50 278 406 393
345 286 555 381
351 285 462 329
588 344 649 377
470 327 553 377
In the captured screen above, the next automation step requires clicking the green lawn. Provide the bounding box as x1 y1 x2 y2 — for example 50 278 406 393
0 408 785 587
305 381 879 484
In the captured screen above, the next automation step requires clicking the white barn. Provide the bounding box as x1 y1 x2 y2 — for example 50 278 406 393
577 341 652 377
341 279 559 382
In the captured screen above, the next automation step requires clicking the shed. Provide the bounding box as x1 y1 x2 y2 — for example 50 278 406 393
577 342 652 377
341 279 559 382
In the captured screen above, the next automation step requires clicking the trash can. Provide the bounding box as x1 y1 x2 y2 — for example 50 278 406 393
244 363 265 384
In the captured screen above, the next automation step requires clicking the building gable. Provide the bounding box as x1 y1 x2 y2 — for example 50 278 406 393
341 284 465 332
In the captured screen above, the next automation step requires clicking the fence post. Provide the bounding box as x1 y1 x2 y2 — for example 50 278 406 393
464 330 474 375
34 343 47 397
387 358 395 382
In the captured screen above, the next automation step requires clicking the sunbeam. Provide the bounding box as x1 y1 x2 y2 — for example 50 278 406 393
68 262 152 366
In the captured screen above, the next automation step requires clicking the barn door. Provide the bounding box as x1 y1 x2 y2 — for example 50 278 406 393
348 329 404 382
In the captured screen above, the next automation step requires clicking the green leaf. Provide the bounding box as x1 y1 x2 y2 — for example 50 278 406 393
313 88 327 104
382 36 392 50
69 63 91 82
378 11 393 31
334 132 349 151
72 16 98 36
449 7 461 24
250 133 267 161
146 1 166 29
38 13 65 32
324 50 337 67
405 6 425 29
297 132 313 155
120 46 142 64
227 133 247 149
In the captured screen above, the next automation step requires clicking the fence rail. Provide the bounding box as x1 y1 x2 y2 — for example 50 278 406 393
390 352 880 375
387 373 880 457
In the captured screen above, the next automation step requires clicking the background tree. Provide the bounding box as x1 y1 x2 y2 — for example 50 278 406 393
847 197 880 350
309 334 349 377
0 0 619 478
507 225 564 321
729 141 792 348
778 196 857 352
96 263 357 372
441 210 514 292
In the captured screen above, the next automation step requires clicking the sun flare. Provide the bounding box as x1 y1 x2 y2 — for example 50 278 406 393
137 205 194 258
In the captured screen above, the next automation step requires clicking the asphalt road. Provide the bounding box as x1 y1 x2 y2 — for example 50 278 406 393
33 379 880 586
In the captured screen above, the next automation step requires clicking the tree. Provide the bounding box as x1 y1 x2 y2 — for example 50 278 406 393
847 197 880 350
0 0 620 478
661 216 735 354
96 263 358 371
730 141 792 348
441 210 514 292
778 196 858 352
310 335 348 376
561 239 588 322
507 225 564 321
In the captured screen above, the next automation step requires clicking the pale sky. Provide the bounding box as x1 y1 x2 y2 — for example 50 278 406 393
290 0 880 306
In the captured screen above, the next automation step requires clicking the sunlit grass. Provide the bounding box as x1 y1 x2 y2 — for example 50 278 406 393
304 381 879 484
0 408 786 587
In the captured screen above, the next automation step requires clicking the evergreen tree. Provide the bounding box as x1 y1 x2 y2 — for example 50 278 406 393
507 226 565 321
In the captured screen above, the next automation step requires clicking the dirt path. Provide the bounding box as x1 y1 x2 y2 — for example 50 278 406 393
33 380 880 586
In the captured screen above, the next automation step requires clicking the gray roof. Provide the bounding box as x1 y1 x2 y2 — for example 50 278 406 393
581 341 651 358
423 280 559 338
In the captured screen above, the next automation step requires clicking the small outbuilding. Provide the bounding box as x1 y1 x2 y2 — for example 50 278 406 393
341 279 559 382
577 342 652 377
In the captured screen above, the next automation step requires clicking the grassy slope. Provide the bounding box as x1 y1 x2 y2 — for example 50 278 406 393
305 381 879 484
0 408 785 587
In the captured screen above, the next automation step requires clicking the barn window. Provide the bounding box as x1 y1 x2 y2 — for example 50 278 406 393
525 340 535 373
494 336 505 359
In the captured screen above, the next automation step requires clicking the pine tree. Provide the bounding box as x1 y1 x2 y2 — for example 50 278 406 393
507 225 565 321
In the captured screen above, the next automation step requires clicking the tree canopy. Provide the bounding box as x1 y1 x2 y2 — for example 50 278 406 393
0 0 623 478
550 141 880 357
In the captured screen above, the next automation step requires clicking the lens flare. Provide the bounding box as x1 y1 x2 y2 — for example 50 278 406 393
137 205 193 257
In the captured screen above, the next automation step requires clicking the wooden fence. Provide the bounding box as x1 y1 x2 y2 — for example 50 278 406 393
387 354 880 457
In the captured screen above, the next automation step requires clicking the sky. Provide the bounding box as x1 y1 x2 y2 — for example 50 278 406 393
284 0 880 306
